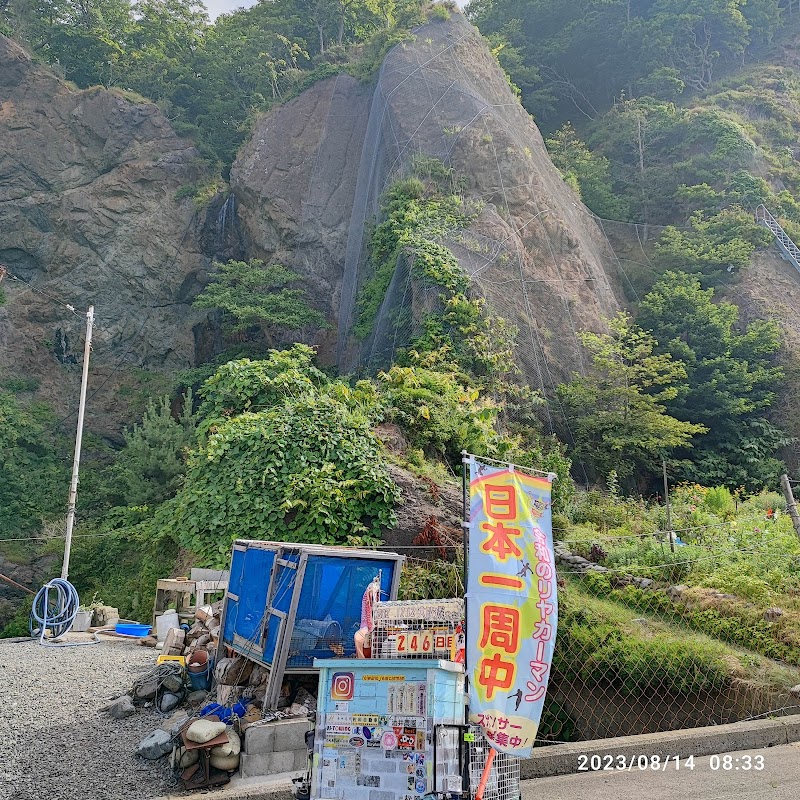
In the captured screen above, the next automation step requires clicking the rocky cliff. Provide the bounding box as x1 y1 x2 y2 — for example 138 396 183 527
231 13 623 395
0 34 208 436
0 14 626 435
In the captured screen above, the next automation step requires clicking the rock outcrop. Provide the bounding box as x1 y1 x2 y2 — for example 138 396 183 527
0 34 208 436
232 13 623 392
0 13 626 434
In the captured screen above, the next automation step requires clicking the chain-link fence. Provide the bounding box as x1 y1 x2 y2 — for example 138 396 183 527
394 499 800 748
541 554 800 743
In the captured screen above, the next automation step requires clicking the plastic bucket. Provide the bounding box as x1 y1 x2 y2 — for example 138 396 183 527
155 610 179 642
71 610 93 633
187 663 211 691
187 650 209 673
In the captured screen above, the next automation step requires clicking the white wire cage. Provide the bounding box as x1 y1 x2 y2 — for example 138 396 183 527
371 598 464 660
468 727 521 800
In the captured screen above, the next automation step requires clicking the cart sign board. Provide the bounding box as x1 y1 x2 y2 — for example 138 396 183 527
466 458 557 758
312 659 465 800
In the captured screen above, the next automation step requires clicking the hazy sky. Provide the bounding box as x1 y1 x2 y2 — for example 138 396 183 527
204 0 466 22
205 0 256 20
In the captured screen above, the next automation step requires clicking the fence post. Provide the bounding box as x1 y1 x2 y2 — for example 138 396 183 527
780 474 800 543
663 459 674 553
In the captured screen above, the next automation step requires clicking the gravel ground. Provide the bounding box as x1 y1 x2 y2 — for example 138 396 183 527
0 636 182 800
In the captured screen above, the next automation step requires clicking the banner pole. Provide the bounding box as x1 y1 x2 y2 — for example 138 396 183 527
461 450 471 794
461 450 469 599
474 748 497 800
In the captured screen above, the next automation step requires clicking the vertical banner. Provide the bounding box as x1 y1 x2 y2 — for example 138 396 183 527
466 458 557 758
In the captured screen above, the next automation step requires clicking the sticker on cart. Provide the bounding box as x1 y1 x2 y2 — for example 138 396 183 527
381 731 398 750
398 730 415 750
415 779 427 794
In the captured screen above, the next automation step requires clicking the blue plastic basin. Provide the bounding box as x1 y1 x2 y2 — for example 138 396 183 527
115 623 152 637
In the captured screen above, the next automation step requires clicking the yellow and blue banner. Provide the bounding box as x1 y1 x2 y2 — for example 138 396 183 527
466 457 557 758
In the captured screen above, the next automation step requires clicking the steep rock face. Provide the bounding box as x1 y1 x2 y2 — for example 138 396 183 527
232 13 623 394
0 34 208 435
232 74 374 364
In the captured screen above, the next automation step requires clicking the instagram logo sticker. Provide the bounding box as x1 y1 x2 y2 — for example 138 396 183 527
331 672 355 701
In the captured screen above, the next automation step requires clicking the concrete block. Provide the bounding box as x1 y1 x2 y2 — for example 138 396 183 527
294 748 310 770
240 750 298 778
245 724 276 755
271 718 312 752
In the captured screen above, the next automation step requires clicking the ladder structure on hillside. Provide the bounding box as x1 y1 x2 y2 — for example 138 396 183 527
755 204 800 275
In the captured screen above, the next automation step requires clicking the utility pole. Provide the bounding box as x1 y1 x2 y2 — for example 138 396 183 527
780 474 800 544
62 306 94 580
663 459 675 553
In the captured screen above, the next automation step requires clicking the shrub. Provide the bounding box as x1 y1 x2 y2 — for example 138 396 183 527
703 486 735 517
378 365 503 465
172 394 400 566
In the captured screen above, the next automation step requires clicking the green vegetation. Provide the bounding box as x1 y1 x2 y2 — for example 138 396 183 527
193 259 327 337
1 0 430 168
562 482 800 665
545 123 629 220
468 1 784 126
557 312 707 487
3 0 800 719
558 273 786 491
637 272 786 489
171 348 400 565
105 394 196 507
458 2 796 490
0 390 69 539
554 587 731 697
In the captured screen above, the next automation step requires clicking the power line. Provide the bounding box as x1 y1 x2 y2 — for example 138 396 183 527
1 267 83 319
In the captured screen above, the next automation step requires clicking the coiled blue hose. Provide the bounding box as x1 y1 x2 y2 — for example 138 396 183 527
30 578 98 646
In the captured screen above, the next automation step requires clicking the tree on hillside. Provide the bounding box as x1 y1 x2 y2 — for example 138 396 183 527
546 123 629 219
107 393 196 507
193 258 327 341
556 312 706 487
466 0 783 126
637 271 787 489
0 390 69 537
169 353 399 566
120 0 208 99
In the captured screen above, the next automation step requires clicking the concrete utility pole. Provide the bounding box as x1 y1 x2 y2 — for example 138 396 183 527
62 306 94 580
780 474 800 544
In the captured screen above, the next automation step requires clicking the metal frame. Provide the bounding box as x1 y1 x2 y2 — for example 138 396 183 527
756 204 800 275
219 539 405 709
264 547 308 708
